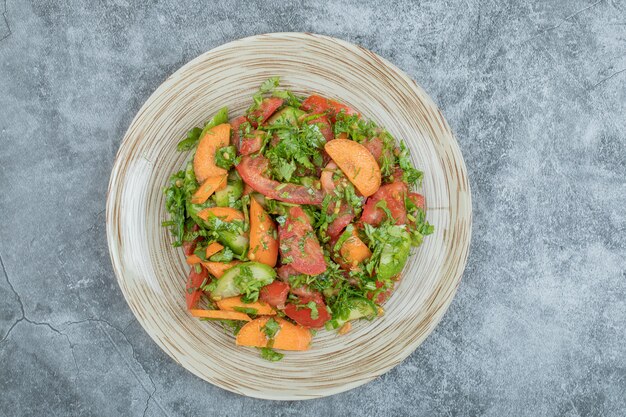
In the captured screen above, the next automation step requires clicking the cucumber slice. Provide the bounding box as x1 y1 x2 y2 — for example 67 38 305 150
211 262 276 300
267 106 305 126
218 231 248 256
214 172 244 207
377 226 411 280
327 297 377 330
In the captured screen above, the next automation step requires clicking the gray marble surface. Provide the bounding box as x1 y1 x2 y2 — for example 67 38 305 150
1 0 625 416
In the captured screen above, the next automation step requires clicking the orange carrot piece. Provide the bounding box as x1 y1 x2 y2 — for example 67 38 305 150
205 242 224 259
248 198 278 267
193 123 231 182
191 174 227 204
339 230 372 270
216 296 276 315
336 132 348 139
325 139 381 197
236 317 311 351
201 261 240 278
197 207 244 222
338 322 352 335
186 254 202 265
189 309 251 321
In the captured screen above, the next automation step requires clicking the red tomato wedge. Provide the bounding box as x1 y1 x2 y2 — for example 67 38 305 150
277 265 300 282
320 162 356 239
278 206 327 275
185 266 209 310
361 182 409 226
236 155 325 205
327 213 354 240
248 97 283 127
367 280 397 304
284 293 331 328
230 115 248 150
363 137 383 163
408 192 426 211
307 115 334 142
301 95 358 122
259 280 290 309
182 225 201 256
239 130 264 156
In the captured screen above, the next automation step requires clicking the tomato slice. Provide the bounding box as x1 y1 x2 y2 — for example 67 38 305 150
362 137 396 167
182 240 196 257
259 280 290 309
361 182 408 226
278 206 327 275
185 266 209 309
367 280 394 304
230 115 248 150
277 264 298 281
301 95 358 122
408 192 425 211
307 115 334 142
182 224 201 256
236 155 325 205
284 293 331 328
248 97 283 127
327 212 354 240
239 130 264 156
320 162 356 239
363 137 383 162
277 260 323 299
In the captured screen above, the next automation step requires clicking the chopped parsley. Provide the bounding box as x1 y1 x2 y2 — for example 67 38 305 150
162 77 435 360
259 347 284 362
215 145 238 170
262 317 281 339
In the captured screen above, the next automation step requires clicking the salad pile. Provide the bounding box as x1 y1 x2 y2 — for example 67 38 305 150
163 78 433 361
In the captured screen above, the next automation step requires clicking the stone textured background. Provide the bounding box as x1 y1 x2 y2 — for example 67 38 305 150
1 1 625 416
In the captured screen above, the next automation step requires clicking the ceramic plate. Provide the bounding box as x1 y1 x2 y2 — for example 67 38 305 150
106 32 471 400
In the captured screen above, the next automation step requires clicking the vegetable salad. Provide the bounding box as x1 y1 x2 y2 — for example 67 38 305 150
163 77 433 361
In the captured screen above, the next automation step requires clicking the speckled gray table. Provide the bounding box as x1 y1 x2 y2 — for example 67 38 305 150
1 1 625 416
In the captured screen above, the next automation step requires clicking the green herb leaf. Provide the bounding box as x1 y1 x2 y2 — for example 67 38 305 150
233 306 258 315
398 141 423 186
260 77 281 94
214 145 238 170
233 265 274 302
306 301 319 319
176 127 203 152
262 317 281 339
259 347 284 362
275 159 297 182
177 107 228 151
162 170 187 246
209 246 234 262
272 89 303 107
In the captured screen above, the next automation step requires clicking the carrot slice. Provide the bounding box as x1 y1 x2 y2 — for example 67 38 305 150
186 254 202 265
325 139 381 197
205 242 224 259
197 207 244 222
248 198 278 267
189 309 251 321
191 174 227 204
193 123 231 182
236 317 311 351
216 296 276 315
339 229 372 270
201 261 240 278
